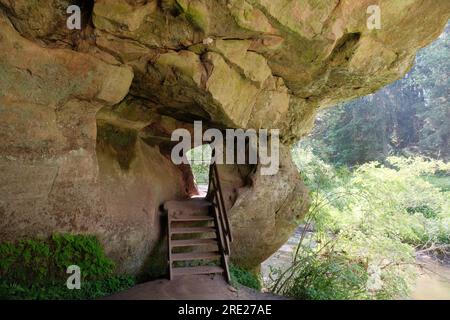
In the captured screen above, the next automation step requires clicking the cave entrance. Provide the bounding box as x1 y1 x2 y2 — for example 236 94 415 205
186 144 212 197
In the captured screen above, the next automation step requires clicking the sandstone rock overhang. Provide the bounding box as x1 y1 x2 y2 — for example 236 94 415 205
0 1 448 273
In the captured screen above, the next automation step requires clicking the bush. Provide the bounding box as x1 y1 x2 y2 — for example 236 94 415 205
230 265 262 291
271 248 369 300
0 275 135 300
0 234 135 300
51 234 115 280
270 149 450 299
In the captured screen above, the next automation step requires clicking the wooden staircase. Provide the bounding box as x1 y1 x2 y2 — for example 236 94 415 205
164 163 233 282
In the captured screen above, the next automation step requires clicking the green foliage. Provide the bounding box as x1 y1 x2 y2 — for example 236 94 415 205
187 144 212 185
422 174 450 192
230 265 262 291
51 234 115 280
0 239 51 284
189 162 210 185
270 149 450 300
0 276 135 300
406 205 437 219
407 23 450 160
271 248 369 300
0 234 135 300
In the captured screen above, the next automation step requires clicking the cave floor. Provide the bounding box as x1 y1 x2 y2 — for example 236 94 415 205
103 275 287 300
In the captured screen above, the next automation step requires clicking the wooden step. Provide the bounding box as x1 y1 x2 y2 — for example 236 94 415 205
170 227 216 235
172 251 220 261
172 266 224 276
170 215 214 222
164 198 212 215
171 239 218 248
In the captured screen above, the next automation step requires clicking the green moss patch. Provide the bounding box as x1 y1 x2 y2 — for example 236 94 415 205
0 234 135 300
97 123 137 170
230 264 262 291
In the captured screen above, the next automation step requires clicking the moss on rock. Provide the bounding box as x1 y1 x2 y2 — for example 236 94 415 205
97 123 137 170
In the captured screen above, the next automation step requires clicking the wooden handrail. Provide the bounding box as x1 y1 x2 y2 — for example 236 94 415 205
208 160 233 256
212 164 232 242
210 177 230 255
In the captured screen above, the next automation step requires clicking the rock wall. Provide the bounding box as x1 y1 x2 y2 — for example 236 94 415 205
0 1 449 274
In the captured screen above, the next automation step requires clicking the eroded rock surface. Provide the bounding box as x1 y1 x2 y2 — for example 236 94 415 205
0 1 448 274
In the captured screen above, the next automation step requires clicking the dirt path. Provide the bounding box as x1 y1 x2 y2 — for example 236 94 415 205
410 255 450 300
104 275 287 300
261 226 305 285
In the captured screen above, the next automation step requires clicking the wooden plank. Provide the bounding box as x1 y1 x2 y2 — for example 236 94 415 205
172 251 220 261
211 196 227 258
164 198 211 215
170 227 216 234
222 254 231 283
210 198 231 283
171 239 218 247
172 266 224 276
171 215 214 222
213 164 233 243
167 214 173 280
